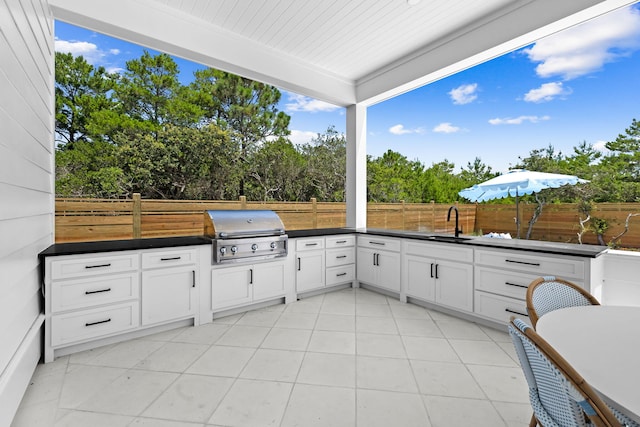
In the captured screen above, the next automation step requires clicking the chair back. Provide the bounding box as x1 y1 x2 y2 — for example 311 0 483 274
526 276 600 327
509 317 622 427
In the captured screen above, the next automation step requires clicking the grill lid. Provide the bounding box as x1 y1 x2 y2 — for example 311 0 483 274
204 210 286 239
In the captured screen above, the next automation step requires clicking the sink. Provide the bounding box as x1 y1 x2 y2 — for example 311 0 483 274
424 235 472 243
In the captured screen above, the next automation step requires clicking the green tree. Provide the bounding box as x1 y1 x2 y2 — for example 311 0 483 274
458 157 497 186
191 69 290 196
596 118 640 202
114 51 201 133
54 52 117 147
300 126 347 201
367 150 424 202
247 138 306 201
515 144 565 173
420 160 466 203
55 139 124 197
114 124 233 199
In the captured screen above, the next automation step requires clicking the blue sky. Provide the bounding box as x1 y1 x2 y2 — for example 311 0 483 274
55 4 640 173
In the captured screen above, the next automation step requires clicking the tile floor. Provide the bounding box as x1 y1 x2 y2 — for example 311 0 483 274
12 287 532 427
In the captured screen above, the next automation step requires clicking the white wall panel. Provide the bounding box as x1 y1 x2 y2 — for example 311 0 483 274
0 0 53 424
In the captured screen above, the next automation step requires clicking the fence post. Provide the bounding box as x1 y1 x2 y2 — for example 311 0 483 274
239 195 247 209
430 200 435 232
311 198 318 228
132 193 141 239
401 200 405 230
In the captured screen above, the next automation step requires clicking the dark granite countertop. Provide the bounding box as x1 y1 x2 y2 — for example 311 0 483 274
286 228 357 238
357 228 607 258
39 236 211 259
39 227 607 259
288 227 606 258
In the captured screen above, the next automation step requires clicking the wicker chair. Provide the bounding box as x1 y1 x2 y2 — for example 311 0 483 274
509 317 638 427
526 276 600 328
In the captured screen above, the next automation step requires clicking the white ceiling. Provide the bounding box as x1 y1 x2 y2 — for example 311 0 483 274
50 0 636 106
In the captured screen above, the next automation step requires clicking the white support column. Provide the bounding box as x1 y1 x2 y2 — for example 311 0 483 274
346 104 367 228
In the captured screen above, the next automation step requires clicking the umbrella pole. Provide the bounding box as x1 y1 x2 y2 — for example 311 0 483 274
516 189 520 239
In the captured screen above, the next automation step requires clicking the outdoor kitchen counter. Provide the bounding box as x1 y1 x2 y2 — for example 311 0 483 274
38 228 608 259
39 236 211 258
288 227 608 258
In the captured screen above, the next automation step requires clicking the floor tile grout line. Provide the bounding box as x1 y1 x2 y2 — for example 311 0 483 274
16 288 530 426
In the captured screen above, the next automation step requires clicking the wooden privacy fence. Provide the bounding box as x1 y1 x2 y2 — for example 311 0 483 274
54 195 640 248
54 196 473 243
475 202 640 248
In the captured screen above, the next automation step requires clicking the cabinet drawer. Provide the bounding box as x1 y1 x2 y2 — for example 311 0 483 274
403 240 473 263
474 249 585 280
326 264 355 286
475 267 542 300
326 247 355 267
51 273 139 313
51 253 139 280
141 248 197 269
296 238 325 251
51 302 139 346
474 291 531 326
325 235 355 248
358 235 401 252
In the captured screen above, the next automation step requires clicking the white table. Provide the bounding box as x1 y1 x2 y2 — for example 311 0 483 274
536 305 640 424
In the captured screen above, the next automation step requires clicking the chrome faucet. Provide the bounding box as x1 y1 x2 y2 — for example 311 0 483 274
447 206 462 238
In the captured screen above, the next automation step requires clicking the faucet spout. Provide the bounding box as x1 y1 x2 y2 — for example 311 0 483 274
447 206 462 238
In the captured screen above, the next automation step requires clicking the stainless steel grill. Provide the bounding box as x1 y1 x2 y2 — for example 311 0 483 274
204 210 288 264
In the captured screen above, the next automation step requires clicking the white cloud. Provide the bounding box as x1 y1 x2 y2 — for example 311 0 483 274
593 140 610 152
389 124 425 135
524 6 640 80
55 38 121 68
523 82 572 103
489 115 550 125
284 93 341 113
433 122 461 133
449 83 478 105
55 39 103 63
288 129 317 145
106 66 125 74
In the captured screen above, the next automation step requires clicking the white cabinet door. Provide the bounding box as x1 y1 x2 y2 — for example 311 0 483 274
376 250 401 292
434 260 473 312
404 254 435 301
212 265 252 310
296 251 325 292
141 265 196 325
356 247 378 285
253 261 286 301
357 246 400 292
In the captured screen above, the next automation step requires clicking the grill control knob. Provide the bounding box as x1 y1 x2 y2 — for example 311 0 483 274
251 244 258 251
220 247 227 255
230 246 238 253
270 242 277 249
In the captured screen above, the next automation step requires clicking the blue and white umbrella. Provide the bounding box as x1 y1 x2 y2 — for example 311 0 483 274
458 169 589 238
